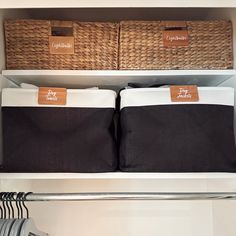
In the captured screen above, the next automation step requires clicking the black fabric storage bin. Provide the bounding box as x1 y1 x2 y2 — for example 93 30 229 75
119 87 236 172
2 88 117 172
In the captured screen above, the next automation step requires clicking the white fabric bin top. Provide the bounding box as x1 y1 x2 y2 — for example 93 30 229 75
2 88 117 108
120 87 234 109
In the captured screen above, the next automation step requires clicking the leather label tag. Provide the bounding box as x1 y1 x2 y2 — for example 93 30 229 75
170 85 199 102
163 30 189 47
38 87 67 105
49 36 74 54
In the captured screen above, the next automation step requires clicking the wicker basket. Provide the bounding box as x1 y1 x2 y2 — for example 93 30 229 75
5 19 119 70
119 20 233 70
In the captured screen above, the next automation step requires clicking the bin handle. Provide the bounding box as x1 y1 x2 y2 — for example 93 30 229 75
50 21 73 36
160 21 188 30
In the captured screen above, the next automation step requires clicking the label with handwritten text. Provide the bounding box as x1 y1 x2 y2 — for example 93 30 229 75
163 30 189 47
170 85 199 102
38 87 67 105
49 36 74 54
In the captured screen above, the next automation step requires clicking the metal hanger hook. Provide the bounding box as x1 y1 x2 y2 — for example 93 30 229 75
0 193 4 219
22 192 32 219
18 192 24 219
10 192 16 219
3 192 11 219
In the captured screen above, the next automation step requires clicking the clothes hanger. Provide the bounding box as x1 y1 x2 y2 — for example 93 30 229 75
9 193 25 236
0 193 48 236
0 193 5 232
19 193 48 236
6 193 17 236
16 193 26 236
4 193 16 236
0 193 10 236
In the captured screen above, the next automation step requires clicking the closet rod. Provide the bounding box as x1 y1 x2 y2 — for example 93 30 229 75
9 192 236 201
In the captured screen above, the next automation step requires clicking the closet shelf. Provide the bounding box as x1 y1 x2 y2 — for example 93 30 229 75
1 0 236 8
1 172 236 180
2 70 236 89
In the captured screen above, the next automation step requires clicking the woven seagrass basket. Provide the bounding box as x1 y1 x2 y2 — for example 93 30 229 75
5 19 119 70
119 20 233 70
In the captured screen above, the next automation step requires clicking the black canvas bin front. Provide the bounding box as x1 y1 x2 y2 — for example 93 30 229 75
119 87 236 172
1 88 117 172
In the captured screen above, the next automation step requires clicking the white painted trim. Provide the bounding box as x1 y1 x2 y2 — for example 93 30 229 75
2 88 117 108
120 87 234 109
1 172 236 179
1 0 236 9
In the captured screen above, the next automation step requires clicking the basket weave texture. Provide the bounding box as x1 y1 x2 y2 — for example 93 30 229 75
119 20 233 70
5 19 119 70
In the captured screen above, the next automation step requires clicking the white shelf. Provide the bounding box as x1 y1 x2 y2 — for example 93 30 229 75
1 0 236 9
2 70 236 89
0 172 236 180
